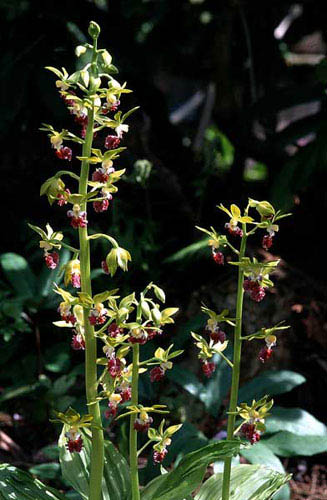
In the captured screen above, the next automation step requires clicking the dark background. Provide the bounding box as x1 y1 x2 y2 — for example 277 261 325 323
0 0 327 496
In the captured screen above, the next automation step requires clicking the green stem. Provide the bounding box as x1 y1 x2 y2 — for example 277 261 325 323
137 439 152 457
129 344 140 500
221 226 247 500
60 241 80 253
216 350 234 369
78 39 104 500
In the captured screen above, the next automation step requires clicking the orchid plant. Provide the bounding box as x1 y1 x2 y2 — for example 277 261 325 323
28 21 183 500
193 198 291 499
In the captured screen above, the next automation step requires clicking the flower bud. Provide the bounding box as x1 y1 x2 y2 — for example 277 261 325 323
105 247 131 277
88 21 101 39
101 50 112 66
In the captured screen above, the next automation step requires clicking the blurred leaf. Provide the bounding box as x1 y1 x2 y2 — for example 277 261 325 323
29 462 60 480
243 162 268 182
238 370 305 404
265 407 327 436
40 444 60 460
0 252 37 298
171 314 205 349
194 464 290 500
45 342 71 373
167 365 206 400
264 431 327 457
0 381 42 403
52 374 76 397
164 239 208 264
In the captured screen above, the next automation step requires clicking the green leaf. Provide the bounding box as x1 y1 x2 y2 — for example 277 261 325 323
263 431 327 457
240 442 290 500
238 370 305 404
0 252 37 298
194 464 290 500
59 427 131 500
0 463 67 499
265 407 327 436
241 441 284 472
141 440 242 500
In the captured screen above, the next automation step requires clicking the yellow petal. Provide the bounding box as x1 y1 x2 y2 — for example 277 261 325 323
230 204 241 218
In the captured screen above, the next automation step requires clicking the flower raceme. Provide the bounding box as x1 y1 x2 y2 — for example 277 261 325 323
30 23 181 500
192 199 290 466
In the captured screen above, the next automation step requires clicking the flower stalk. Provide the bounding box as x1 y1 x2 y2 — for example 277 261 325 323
78 39 104 500
221 226 247 500
129 344 141 500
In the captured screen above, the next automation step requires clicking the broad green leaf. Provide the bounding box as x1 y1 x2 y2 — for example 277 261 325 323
263 431 327 457
238 370 305 404
241 441 285 473
59 426 131 500
240 439 291 498
0 252 37 298
141 440 242 500
0 463 66 499
265 407 327 436
194 464 290 500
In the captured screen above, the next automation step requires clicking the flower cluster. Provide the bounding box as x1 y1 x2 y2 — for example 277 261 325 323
192 306 234 378
147 420 182 465
50 408 94 454
234 396 273 445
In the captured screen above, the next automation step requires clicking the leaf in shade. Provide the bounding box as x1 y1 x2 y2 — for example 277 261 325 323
238 370 305 404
